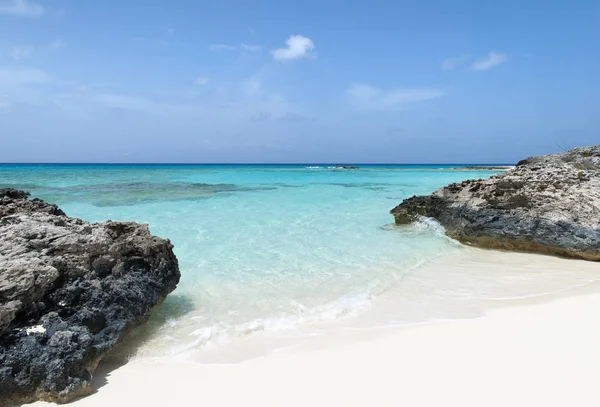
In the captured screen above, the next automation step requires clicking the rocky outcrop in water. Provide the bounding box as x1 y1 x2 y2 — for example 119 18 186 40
456 166 512 171
0 189 180 405
391 145 600 260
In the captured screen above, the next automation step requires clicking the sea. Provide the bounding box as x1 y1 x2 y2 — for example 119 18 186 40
2 163 598 363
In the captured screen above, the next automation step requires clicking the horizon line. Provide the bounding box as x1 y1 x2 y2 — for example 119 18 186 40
0 162 514 166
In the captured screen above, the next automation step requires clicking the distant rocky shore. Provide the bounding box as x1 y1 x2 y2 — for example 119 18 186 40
0 189 180 405
391 145 600 260
453 165 513 171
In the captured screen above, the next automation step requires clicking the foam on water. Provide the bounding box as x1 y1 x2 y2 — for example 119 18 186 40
2 164 597 363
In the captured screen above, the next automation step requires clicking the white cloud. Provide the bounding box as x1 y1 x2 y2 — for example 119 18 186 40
0 67 48 86
471 51 507 71
441 54 471 70
12 45 33 60
272 35 314 61
347 84 443 111
209 44 236 51
0 0 44 17
96 94 152 110
194 76 209 86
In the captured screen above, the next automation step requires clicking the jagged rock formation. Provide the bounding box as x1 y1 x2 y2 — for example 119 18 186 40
0 189 180 405
391 145 600 260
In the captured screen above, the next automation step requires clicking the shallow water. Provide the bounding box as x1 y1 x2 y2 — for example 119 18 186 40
4 163 596 362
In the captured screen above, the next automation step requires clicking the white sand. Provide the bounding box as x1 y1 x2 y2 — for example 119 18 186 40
31 283 600 406
25 250 600 407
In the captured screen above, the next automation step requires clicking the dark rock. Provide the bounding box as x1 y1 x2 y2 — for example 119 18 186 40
0 189 180 404
390 145 600 260
0 189 66 219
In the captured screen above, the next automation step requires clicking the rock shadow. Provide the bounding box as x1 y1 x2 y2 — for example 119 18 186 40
90 294 195 392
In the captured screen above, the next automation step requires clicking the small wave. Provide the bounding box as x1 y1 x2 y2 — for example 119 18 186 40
414 216 447 237
132 291 376 360
199 292 372 342
381 217 448 238
305 166 322 169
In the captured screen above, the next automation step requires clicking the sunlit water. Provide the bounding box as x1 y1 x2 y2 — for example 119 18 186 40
2 164 598 362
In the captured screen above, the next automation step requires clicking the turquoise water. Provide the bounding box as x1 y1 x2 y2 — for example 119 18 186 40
1 164 504 359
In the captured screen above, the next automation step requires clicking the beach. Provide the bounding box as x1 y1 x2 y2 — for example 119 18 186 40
0 164 512 362
31 282 600 407
3 163 600 405
22 249 599 407
2 0 598 403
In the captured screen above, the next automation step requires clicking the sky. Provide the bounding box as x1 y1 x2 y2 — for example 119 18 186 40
0 0 598 163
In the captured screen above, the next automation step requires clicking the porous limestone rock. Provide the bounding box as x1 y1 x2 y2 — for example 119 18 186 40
391 145 600 260
0 189 180 404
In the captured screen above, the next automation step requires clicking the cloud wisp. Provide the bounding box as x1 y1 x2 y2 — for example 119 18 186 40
0 0 44 17
0 64 310 127
441 52 507 71
441 54 471 70
96 94 153 110
194 76 209 86
12 45 33 60
272 35 315 61
0 67 48 86
471 51 507 71
209 43 261 52
347 84 442 111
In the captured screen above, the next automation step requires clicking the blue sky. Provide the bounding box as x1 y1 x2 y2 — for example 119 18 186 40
0 0 598 163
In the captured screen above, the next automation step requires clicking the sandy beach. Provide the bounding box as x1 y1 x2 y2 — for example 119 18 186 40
27 251 600 407
2 0 598 403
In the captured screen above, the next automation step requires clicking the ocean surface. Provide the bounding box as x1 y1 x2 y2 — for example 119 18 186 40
3 163 598 363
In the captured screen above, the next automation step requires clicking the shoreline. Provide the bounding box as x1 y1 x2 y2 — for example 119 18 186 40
30 287 600 407
99 247 600 365
27 249 600 407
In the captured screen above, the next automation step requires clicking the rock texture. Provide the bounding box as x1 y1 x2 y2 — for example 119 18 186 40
0 189 180 405
391 145 600 260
